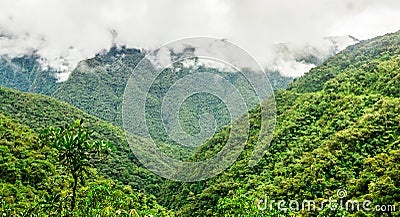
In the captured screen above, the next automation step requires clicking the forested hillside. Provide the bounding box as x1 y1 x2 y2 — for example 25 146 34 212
1 30 399 216
52 46 144 126
52 46 291 126
0 53 59 95
0 113 174 216
158 31 400 216
0 44 294 163
51 46 287 160
288 31 400 94
0 86 165 195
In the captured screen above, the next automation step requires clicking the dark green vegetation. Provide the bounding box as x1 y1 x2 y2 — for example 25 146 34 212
265 70 293 90
51 48 280 159
0 86 163 195
1 30 399 216
158 31 400 216
0 53 59 95
53 46 144 126
0 114 174 216
0 46 293 161
40 120 113 213
288 32 400 94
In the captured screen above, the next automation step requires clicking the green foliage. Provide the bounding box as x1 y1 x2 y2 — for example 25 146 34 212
0 54 60 95
40 120 113 179
162 92 400 216
215 188 291 216
52 46 144 127
159 31 400 216
265 70 294 90
1 31 400 216
0 86 163 195
40 120 113 213
52 51 267 160
288 30 400 94
1 46 294 162
0 114 174 216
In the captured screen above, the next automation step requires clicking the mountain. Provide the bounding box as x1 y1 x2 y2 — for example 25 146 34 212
158 31 400 216
0 86 165 195
268 35 359 77
0 53 60 95
0 44 297 128
0 37 354 154
50 46 275 160
1 30 398 216
0 34 358 99
288 32 400 94
52 46 144 126
47 36 355 133
265 70 294 90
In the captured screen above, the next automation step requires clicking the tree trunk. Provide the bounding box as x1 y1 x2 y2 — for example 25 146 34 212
71 172 78 214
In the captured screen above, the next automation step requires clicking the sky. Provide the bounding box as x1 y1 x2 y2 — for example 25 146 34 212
0 0 399 78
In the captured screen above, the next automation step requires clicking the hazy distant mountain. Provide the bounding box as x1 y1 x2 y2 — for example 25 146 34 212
0 53 60 95
0 34 358 95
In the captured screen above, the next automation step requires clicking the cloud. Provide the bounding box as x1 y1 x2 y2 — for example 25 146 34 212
0 0 399 78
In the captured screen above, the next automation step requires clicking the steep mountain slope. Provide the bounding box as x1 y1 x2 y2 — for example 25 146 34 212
0 46 294 127
51 47 268 160
0 44 301 163
288 31 400 94
0 35 356 132
266 70 293 90
0 53 60 95
159 31 400 216
0 113 174 216
52 46 144 126
0 86 163 195
1 31 397 216
269 35 358 77
52 47 264 124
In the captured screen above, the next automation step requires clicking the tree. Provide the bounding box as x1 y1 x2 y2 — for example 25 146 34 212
39 120 113 214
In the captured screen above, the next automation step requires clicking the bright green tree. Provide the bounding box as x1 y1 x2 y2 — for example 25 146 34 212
40 120 113 214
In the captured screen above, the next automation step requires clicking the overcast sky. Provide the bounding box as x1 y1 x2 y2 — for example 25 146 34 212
0 0 399 77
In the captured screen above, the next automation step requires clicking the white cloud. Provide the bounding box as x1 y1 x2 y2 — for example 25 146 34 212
329 5 400 39
0 0 399 78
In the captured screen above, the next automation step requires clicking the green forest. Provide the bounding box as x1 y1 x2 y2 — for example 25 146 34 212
1 30 400 216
